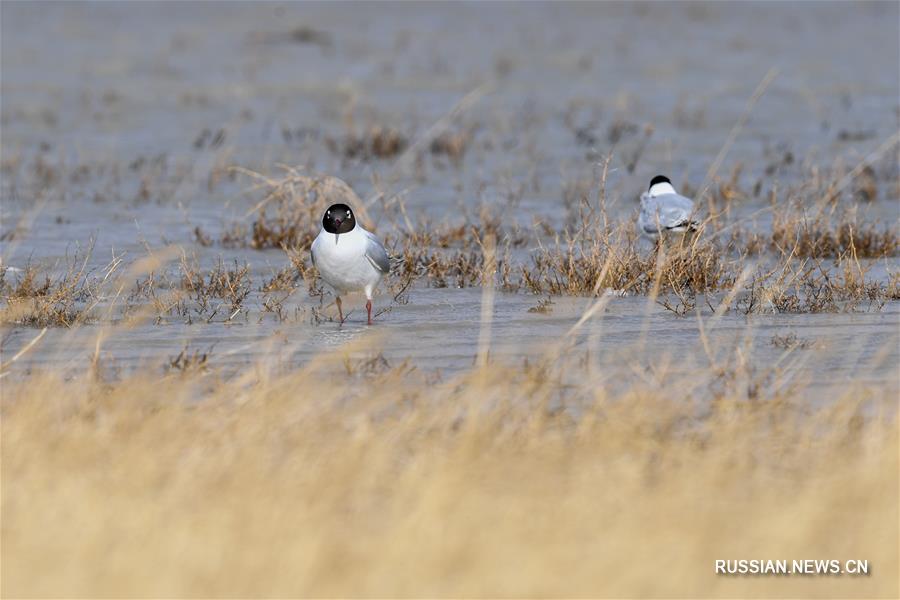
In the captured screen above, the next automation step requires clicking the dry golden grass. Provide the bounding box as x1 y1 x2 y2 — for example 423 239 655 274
2 334 897 598
522 230 734 297
0 248 107 327
770 205 898 259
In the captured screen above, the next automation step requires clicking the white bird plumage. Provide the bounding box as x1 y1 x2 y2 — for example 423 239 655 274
0 257 22 274
311 226 388 296
638 177 699 239
311 204 389 324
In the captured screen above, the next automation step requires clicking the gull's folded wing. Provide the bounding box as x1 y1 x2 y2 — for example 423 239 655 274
364 232 391 274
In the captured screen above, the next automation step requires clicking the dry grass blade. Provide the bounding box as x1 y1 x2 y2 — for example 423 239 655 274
0 327 47 378
695 67 779 207
475 233 496 368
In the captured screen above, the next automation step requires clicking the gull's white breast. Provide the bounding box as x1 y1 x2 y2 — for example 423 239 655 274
311 226 385 295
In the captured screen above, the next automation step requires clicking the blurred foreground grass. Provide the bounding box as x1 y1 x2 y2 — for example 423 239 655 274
2 332 897 598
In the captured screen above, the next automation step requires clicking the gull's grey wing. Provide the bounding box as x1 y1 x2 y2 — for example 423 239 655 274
363 231 390 274
640 192 697 233
310 234 319 266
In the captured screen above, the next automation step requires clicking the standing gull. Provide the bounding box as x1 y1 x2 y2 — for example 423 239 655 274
310 203 389 325
638 175 699 239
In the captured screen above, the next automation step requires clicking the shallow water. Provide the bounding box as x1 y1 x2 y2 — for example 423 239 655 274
3 286 897 401
1 2 898 392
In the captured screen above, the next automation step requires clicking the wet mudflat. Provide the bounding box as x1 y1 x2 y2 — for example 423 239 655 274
1 1 898 393
1 287 898 401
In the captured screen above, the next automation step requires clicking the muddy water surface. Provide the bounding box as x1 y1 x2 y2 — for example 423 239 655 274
1 2 898 393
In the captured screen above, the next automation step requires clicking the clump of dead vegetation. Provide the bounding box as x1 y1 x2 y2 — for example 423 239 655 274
326 125 408 160
770 205 897 259
429 126 476 167
0 249 104 327
737 254 892 314
770 332 817 350
248 25 333 49
194 169 370 251
166 346 211 374
386 211 521 291
248 209 316 250
180 258 252 317
522 228 735 298
125 252 266 325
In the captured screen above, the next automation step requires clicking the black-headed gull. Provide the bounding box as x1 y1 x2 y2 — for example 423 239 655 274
310 203 389 325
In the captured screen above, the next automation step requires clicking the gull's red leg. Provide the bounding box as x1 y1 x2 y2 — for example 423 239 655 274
336 296 344 324
366 299 373 325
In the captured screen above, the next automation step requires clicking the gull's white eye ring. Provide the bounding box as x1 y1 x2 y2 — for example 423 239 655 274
346 211 351 218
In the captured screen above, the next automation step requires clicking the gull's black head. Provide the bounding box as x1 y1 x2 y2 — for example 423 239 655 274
649 175 671 191
322 203 356 234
